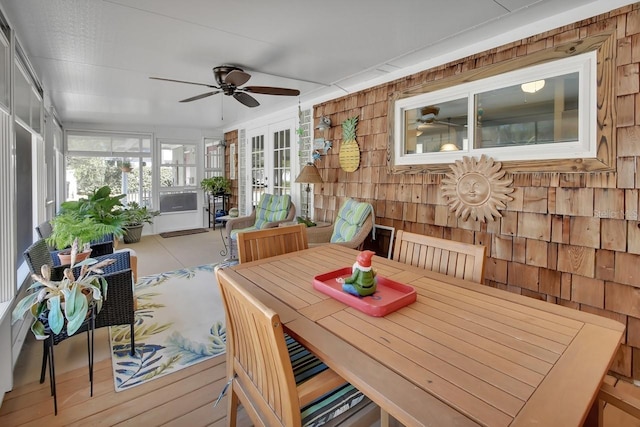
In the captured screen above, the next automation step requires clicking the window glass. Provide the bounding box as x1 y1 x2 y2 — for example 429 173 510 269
67 133 149 153
67 135 112 152
29 87 41 133
15 124 32 269
251 134 266 205
204 139 224 178
272 129 291 194
0 32 9 109
159 142 197 188
14 63 30 126
392 51 595 167
65 132 154 208
112 137 144 152
475 72 579 149
14 59 42 133
404 98 468 154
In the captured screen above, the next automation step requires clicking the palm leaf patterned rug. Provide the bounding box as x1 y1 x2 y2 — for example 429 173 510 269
109 264 226 391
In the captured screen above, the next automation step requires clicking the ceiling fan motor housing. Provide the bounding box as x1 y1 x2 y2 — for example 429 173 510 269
213 65 244 87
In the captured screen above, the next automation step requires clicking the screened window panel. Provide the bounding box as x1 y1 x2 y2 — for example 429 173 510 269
13 64 30 126
0 33 9 109
15 124 32 269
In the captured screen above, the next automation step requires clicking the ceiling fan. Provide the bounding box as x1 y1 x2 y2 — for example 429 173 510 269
414 105 465 129
150 65 300 108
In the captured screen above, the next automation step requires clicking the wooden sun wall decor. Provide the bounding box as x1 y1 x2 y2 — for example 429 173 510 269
440 155 514 222
339 116 360 172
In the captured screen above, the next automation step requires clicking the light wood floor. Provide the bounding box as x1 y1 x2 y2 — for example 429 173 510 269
0 353 236 426
1 229 640 426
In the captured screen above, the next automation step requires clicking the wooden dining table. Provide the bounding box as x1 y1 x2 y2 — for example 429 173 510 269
217 244 625 427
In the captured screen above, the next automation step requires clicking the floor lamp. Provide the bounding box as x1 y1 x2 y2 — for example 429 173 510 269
295 163 323 220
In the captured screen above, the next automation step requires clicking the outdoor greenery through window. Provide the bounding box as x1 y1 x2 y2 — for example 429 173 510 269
65 131 153 208
393 51 595 166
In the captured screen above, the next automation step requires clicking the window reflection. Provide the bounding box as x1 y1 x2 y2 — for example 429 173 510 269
475 72 579 148
403 98 468 154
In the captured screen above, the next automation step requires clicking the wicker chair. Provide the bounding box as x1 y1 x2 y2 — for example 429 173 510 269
308 198 374 250
225 193 296 259
22 239 136 386
38 268 133 415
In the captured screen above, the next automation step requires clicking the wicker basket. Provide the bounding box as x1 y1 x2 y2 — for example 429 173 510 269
123 224 144 243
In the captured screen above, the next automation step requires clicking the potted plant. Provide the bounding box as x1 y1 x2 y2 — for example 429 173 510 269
120 161 132 173
200 176 231 195
47 215 120 264
121 202 160 243
47 186 126 263
12 240 115 340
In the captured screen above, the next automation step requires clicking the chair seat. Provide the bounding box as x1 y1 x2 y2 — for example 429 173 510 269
287 335 368 426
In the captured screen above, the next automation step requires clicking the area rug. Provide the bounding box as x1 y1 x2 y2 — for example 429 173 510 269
109 264 226 391
159 228 209 238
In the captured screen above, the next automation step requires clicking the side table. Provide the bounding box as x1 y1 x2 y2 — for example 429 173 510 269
298 221 332 244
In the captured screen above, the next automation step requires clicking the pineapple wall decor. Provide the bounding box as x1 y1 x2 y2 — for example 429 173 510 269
339 116 360 172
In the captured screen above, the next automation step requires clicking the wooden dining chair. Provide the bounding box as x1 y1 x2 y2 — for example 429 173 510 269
236 223 308 263
392 230 487 284
215 268 372 426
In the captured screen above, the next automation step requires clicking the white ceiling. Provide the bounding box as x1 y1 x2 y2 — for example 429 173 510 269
0 0 631 132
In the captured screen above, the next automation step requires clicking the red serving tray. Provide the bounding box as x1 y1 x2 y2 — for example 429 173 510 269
313 267 417 317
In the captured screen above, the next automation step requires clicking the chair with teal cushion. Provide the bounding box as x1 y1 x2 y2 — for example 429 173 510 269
225 193 296 259
308 198 374 250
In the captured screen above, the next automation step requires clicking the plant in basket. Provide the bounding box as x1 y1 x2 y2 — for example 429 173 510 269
120 201 159 243
12 240 116 339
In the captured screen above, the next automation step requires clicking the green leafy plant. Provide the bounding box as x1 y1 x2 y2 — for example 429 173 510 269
12 240 115 339
48 215 120 252
47 185 126 251
296 216 317 227
60 185 126 226
200 176 231 195
121 202 159 226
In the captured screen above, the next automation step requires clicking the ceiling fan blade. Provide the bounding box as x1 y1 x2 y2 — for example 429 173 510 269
225 69 251 86
243 86 300 96
150 76 219 89
179 91 221 103
233 92 260 108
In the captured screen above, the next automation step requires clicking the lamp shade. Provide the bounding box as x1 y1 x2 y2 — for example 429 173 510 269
295 163 323 184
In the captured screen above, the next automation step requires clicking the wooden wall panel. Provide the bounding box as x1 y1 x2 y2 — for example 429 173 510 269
302 4 640 382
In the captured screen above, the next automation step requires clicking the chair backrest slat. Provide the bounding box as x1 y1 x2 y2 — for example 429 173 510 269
393 230 486 283
215 269 300 426
237 224 308 263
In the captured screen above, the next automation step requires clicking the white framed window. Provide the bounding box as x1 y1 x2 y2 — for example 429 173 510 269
65 130 153 208
393 51 596 166
203 138 225 179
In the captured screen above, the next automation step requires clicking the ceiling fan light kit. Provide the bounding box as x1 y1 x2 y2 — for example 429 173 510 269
150 65 300 108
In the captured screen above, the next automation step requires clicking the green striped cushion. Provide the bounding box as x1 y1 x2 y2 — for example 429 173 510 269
229 226 257 240
286 335 368 426
254 194 291 229
330 198 372 243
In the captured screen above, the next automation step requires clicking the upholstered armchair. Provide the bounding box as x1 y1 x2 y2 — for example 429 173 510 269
225 193 296 259
308 198 374 249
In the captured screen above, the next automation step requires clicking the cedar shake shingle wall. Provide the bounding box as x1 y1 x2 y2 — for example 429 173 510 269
309 4 640 380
